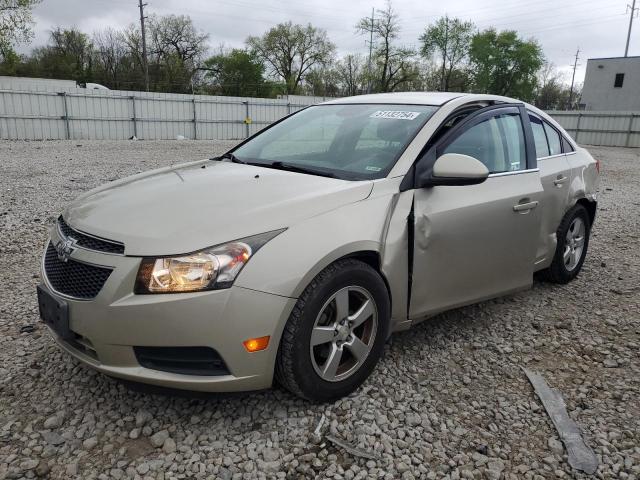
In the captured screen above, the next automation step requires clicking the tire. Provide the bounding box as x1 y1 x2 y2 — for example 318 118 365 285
275 259 390 402
541 204 591 284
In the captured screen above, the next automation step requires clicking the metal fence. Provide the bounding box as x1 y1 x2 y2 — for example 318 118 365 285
548 110 640 148
1 86 640 147
0 88 314 141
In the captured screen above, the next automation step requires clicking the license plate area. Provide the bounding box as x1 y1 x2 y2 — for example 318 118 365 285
37 285 72 340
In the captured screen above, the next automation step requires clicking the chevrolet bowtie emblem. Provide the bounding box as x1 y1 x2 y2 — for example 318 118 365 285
55 237 77 262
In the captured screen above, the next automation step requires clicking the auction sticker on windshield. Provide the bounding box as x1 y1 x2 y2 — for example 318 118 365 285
370 110 421 120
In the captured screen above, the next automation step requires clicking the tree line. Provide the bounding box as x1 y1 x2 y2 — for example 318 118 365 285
0 1 579 109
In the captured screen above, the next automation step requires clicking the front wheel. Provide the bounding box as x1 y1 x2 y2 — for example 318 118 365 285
275 259 390 402
542 204 591 284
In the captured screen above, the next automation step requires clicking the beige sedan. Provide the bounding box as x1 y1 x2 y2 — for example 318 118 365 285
38 92 599 401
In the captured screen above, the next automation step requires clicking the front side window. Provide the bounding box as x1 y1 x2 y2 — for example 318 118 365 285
443 112 526 173
232 104 438 180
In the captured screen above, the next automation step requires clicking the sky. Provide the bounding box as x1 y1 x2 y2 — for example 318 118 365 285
21 0 640 86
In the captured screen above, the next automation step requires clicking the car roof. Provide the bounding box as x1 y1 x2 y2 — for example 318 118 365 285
322 92 469 106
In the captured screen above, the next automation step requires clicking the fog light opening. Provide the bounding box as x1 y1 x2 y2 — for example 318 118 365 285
243 336 270 352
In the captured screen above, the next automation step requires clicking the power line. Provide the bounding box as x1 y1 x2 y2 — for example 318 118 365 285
401 0 614 34
138 0 149 92
625 0 638 56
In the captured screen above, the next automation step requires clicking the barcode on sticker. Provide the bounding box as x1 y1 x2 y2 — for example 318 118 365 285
370 111 421 120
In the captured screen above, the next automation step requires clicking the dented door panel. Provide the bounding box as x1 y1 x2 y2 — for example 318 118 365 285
409 172 544 320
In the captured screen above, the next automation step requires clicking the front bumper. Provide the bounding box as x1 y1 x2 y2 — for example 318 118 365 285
41 228 296 392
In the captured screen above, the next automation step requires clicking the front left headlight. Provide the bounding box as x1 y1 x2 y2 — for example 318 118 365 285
134 229 285 294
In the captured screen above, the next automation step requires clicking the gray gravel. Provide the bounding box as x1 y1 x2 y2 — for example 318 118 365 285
1 140 639 480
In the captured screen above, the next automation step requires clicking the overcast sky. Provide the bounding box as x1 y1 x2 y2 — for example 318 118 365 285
23 0 639 86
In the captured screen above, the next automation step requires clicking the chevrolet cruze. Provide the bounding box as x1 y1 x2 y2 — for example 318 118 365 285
38 92 599 401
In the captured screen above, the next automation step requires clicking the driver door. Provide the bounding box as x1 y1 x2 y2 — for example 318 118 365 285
409 106 544 319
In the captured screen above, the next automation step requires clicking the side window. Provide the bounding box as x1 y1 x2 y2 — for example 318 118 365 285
529 114 550 158
562 136 575 153
543 121 562 156
444 111 526 173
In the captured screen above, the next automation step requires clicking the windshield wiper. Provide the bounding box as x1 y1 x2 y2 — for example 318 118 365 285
266 161 337 178
212 152 247 164
213 155 337 178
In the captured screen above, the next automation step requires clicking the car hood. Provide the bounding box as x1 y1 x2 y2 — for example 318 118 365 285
63 160 373 256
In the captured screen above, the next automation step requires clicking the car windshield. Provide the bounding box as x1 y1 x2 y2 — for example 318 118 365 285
230 104 438 180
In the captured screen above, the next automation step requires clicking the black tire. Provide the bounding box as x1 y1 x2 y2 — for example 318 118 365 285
541 204 591 284
275 259 390 402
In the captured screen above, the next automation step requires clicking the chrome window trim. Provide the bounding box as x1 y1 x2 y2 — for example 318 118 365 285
537 151 578 161
57 219 125 256
536 153 565 161
488 168 539 178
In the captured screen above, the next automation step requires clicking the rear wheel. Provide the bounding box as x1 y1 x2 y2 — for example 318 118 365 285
275 259 389 402
542 204 591 284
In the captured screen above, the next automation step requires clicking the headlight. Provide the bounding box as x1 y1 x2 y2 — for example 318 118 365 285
134 230 285 294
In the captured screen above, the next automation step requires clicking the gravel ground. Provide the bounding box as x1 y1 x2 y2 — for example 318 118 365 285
0 140 638 480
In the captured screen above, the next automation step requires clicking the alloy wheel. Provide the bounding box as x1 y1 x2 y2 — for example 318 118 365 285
309 286 378 383
564 217 586 271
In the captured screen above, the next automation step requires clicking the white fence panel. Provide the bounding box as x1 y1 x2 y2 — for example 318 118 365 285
2 85 638 147
0 87 313 141
549 111 640 148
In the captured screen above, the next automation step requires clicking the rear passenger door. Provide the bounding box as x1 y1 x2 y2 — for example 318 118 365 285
528 113 573 266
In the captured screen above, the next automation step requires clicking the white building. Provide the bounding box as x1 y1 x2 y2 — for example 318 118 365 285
580 56 640 111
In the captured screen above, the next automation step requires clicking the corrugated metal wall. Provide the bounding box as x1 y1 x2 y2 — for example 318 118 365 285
1 86 639 146
0 88 313 141
548 111 640 148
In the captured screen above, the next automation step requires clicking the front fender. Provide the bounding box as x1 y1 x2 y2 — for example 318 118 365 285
235 182 410 324
236 196 389 297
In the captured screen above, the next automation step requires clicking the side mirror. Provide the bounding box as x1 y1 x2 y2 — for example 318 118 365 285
421 153 489 187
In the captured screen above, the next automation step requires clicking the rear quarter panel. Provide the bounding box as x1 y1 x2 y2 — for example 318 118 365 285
566 147 600 207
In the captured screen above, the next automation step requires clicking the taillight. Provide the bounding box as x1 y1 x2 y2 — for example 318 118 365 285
595 159 601 174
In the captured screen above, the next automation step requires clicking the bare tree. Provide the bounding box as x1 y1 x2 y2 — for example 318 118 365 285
246 21 335 94
122 15 208 92
419 16 475 91
534 61 573 110
93 28 127 88
335 54 365 96
122 23 145 82
148 14 208 65
356 1 416 92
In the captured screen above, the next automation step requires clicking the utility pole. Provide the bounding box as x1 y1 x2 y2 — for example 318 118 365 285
625 0 638 57
138 0 150 91
365 7 375 94
568 47 580 110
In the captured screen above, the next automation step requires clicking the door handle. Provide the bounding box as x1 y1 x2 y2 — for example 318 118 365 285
553 175 568 186
513 200 539 212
